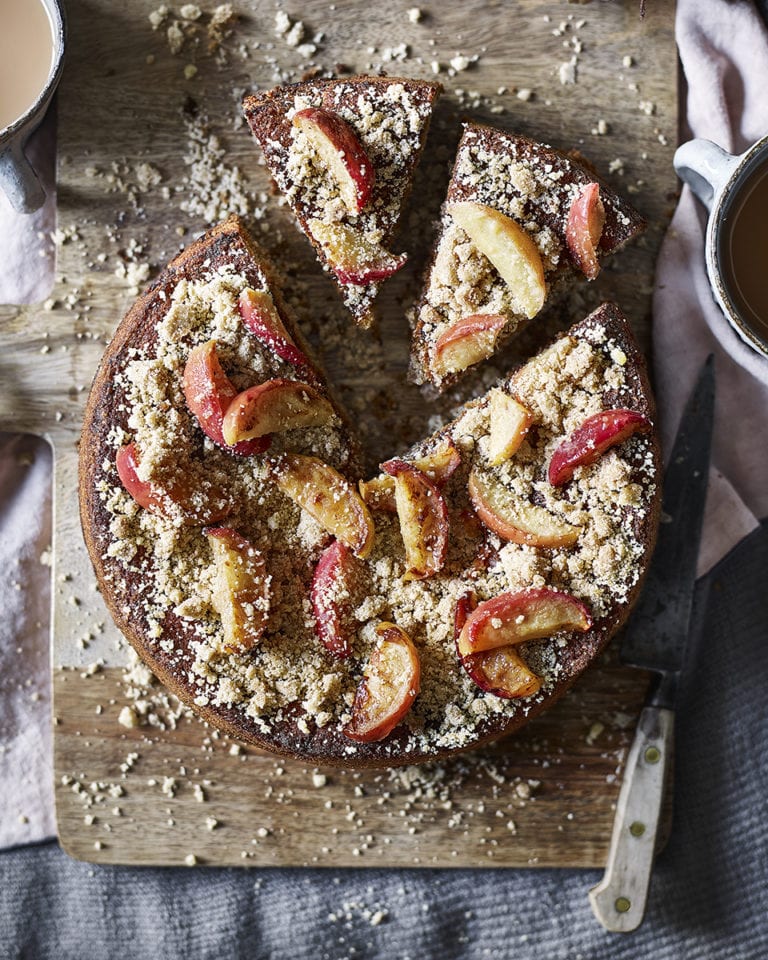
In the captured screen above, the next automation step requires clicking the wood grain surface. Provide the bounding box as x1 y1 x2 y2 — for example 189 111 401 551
0 0 677 867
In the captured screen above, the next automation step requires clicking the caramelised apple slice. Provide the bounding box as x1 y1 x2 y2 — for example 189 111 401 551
238 288 314 376
293 107 375 214
116 443 231 525
548 408 652 487
432 313 507 377
359 438 461 513
206 526 271 653
344 622 421 743
221 378 335 446
381 459 449 581
268 453 375 559
566 183 606 280
308 219 407 286
453 589 543 699
183 341 270 456
456 587 592 658
468 467 581 548
486 388 534 466
310 540 362 659
449 201 546 319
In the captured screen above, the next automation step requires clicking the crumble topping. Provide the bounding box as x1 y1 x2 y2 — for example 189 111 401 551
411 125 639 388
96 279 656 756
250 79 438 323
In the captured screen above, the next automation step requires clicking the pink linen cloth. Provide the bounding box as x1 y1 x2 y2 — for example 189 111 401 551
1 0 767 847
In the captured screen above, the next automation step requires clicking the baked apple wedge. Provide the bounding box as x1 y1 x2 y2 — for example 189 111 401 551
449 202 546 319
206 526 271 653
221 379 335 445
344 622 420 743
238 288 314 376
360 438 460 513
381 459 449 581
486 389 534 466
268 453 375 559
308 219 407 286
468 467 581 548
116 443 231 525
566 183 606 280
310 540 362 659
456 588 592 658
182 341 270 456
548 408 652 486
293 107 375 214
432 313 508 377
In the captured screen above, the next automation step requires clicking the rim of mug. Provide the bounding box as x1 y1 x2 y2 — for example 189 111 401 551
0 0 67 141
708 133 768 359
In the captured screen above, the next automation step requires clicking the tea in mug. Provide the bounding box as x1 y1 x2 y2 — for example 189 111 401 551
720 162 768 346
0 0 56 131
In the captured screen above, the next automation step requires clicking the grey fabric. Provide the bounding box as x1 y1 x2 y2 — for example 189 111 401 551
1 524 766 959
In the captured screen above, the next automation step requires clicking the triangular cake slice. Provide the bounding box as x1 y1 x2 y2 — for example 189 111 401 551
82 269 660 765
243 75 441 328
409 123 646 391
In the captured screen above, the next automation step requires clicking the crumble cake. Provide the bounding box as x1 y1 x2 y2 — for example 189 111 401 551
242 75 441 328
80 216 661 766
409 123 646 392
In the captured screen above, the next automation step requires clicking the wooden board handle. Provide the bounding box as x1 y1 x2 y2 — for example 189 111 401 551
588 704 674 932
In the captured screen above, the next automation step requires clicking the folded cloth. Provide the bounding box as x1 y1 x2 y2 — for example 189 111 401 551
653 0 768 575
0 434 55 846
0 108 57 305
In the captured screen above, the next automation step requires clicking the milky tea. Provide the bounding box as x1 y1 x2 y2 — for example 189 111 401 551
717 162 768 350
0 0 56 131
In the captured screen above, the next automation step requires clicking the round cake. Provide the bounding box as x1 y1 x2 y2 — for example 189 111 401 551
79 216 661 767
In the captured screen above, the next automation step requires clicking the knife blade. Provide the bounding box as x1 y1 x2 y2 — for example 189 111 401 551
589 354 715 933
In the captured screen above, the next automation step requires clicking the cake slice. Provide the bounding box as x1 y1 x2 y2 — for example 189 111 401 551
82 270 660 765
243 76 441 328
409 123 646 391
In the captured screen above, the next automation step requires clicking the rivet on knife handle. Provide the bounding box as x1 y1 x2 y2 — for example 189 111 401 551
589 704 673 932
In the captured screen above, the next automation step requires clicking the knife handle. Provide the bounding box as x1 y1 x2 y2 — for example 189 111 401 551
588 704 674 932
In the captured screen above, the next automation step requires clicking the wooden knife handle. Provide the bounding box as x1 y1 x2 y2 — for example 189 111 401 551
588 704 674 932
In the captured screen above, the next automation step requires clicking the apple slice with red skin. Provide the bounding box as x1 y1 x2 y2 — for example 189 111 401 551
182 341 270 456
381 459 449 581
565 182 606 280
237 288 315 378
344 622 421 743
310 539 362 659
293 107 375 214
548 408 652 487
453 590 541 699
432 313 508 377
449 202 547 319
268 453 375 559
116 443 231 525
456 587 592 658
221 378 335 446
468 467 581 548
486 389 534 466
359 438 461 513
206 526 271 653
308 219 407 286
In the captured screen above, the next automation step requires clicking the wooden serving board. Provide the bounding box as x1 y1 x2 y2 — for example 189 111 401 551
0 0 676 867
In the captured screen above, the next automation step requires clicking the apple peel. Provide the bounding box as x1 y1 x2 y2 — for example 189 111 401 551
548 408 652 487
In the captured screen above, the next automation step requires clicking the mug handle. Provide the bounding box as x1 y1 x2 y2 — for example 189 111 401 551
674 139 741 211
0 138 46 214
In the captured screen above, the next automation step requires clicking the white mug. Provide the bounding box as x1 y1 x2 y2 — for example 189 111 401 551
674 135 768 360
0 0 66 214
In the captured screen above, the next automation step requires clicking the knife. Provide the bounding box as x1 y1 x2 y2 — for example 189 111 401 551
589 354 715 933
